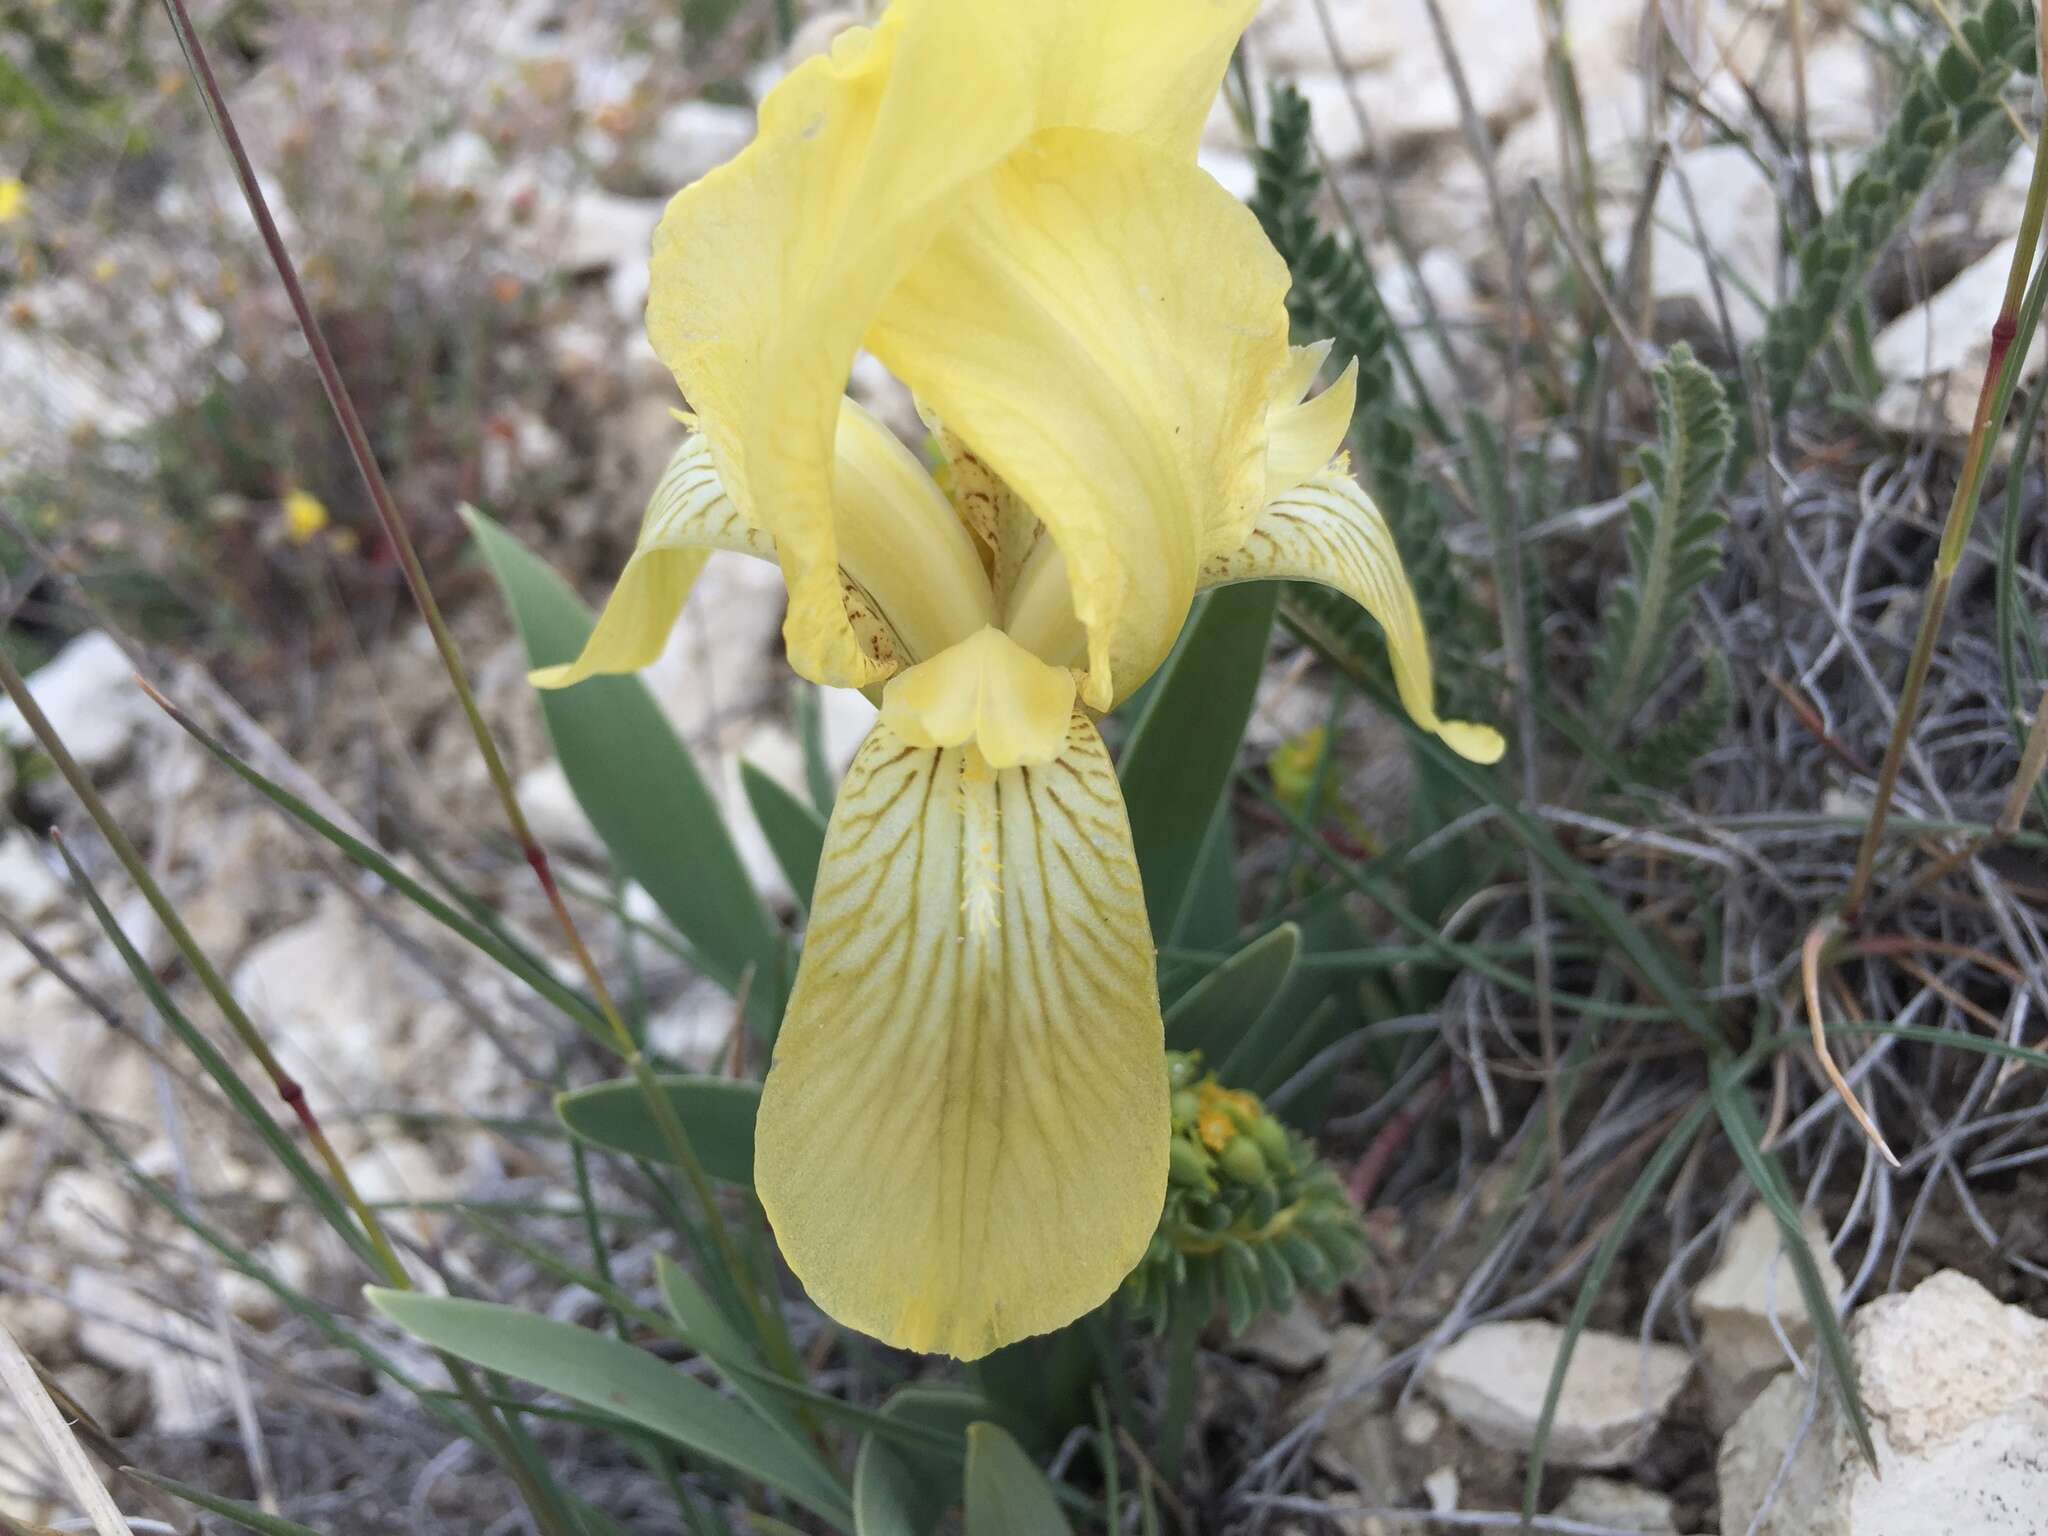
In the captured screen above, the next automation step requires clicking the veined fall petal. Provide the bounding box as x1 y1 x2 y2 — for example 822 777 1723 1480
871 127 1291 711
1200 469 1506 764
755 712 1169 1360
528 433 771 690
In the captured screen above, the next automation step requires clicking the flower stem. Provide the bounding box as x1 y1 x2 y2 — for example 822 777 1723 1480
1843 112 2048 922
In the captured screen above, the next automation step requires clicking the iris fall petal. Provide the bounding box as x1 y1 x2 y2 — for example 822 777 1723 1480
755 711 1169 1360
1200 469 1506 764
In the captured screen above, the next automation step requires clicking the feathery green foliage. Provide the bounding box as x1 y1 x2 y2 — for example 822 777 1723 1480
1251 84 1459 638
1760 0 2038 417
1595 344 1733 741
1621 652 1734 788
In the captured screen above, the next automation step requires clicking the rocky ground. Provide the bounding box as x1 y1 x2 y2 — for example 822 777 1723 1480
4 0 2048 1531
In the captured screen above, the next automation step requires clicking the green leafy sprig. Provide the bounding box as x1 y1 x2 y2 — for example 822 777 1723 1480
1122 1053 1367 1336
1760 0 2039 418
1594 343 1733 747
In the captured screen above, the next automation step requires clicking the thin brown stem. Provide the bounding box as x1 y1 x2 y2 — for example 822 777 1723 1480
1842 106 2048 920
153 0 793 1375
0 647 406 1280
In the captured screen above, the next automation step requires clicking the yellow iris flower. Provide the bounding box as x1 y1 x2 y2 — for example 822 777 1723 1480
536 0 1502 1360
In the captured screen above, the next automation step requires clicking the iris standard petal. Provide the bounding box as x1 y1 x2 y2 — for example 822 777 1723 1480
1200 469 1506 764
646 0 1043 689
1266 346 1360 501
755 711 1169 1360
1032 0 1260 154
827 399 995 663
869 127 1290 710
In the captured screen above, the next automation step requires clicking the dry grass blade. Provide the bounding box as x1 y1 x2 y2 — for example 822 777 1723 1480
1997 686 2048 837
0 1319 135 1536
1801 920 1902 1167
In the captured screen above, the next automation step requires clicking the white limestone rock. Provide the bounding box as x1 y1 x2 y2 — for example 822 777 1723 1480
1552 1476 1679 1533
1692 1203 1845 1431
69 1268 229 1437
1718 1269 2048 1535
515 758 604 862
1232 1303 1335 1373
560 189 664 277
0 632 154 775
637 100 754 192
231 897 413 1099
1874 238 2048 437
0 834 65 923
1614 144 1789 345
1420 1320 1691 1467
1295 1324 1397 1484
37 1168 134 1264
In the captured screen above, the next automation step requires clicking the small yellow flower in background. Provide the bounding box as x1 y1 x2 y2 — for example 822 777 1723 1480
1269 724 1381 855
91 256 118 284
282 489 330 546
1270 726 1332 813
0 179 26 225
536 0 1503 1360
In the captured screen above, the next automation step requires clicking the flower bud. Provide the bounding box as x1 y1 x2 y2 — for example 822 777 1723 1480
1168 1136 1214 1190
1245 1184 1279 1230
1250 1115 1293 1171
1219 1135 1268 1184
